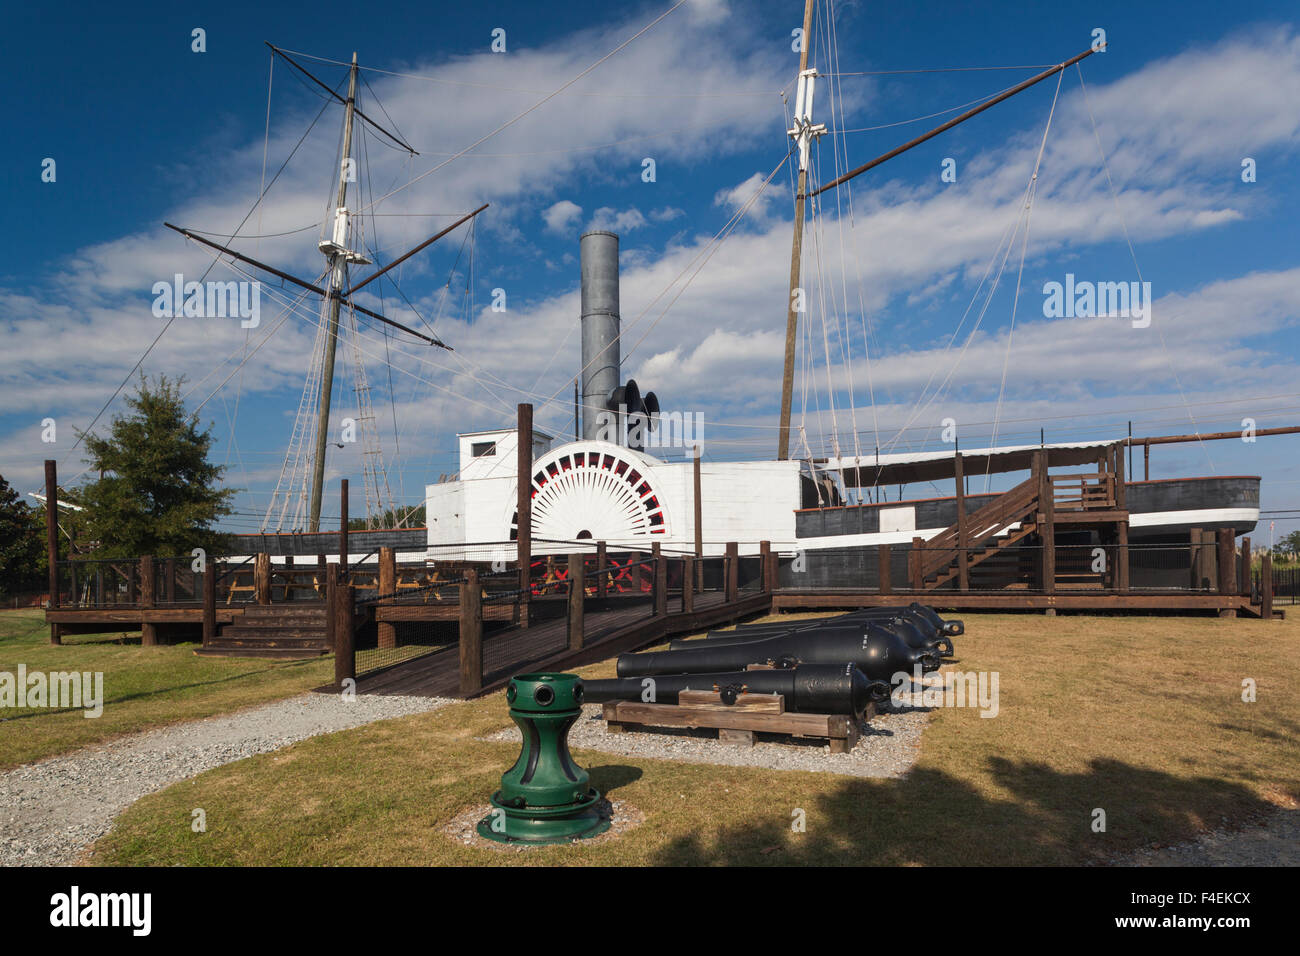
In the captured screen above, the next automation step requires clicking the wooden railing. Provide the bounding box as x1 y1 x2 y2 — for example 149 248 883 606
918 475 1040 580
1050 472 1116 511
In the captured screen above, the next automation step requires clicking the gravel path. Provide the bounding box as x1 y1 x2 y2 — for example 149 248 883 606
484 701 931 778
0 693 450 866
1121 809 1300 867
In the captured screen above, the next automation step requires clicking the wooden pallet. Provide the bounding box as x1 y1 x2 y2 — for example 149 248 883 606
601 690 866 753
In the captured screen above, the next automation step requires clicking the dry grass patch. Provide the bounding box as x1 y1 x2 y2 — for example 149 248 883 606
92 611 1299 866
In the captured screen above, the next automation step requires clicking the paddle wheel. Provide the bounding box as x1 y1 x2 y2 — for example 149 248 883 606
509 441 671 546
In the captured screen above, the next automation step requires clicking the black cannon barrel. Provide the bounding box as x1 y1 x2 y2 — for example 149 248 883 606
618 621 938 681
584 664 888 717
697 604 960 642
673 610 954 658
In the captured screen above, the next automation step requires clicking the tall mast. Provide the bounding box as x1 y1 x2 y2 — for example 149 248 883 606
777 0 823 460
308 52 360 532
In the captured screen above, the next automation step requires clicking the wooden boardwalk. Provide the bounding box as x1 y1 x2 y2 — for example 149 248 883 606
356 589 770 698
771 589 1266 616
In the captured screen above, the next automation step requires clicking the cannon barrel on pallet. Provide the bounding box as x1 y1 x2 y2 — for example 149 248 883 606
671 606 956 658
617 621 940 681
694 603 961 642
672 619 951 660
584 663 888 718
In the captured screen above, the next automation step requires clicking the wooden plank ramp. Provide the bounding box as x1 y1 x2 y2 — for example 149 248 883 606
355 589 771 699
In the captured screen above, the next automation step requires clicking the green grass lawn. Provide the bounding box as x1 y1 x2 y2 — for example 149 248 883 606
91 611 1300 866
0 609 333 769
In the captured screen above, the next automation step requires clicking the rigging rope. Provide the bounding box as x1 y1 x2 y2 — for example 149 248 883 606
1074 63 1215 474
353 0 692 216
983 68 1064 491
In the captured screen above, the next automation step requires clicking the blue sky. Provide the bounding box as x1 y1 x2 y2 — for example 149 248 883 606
4 0 1299 542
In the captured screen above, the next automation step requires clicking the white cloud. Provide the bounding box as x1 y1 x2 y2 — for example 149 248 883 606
542 200 583 234
713 171 777 221
587 206 648 232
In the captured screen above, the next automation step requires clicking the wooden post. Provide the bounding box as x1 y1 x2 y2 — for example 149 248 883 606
1239 537 1252 596
878 543 892 594
1216 528 1236 616
202 560 217 646
378 546 396 650
165 557 176 604
910 536 924 591
759 541 772 593
653 543 667 617
44 460 61 643
459 569 483 696
1260 552 1273 620
954 452 969 591
254 552 271 605
339 478 349 582
1036 451 1056 598
1188 527 1202 589
333 582 355 689
596 540 608 598
43 460 59 602
567 554 585 650
323 563 338 651
725 542 739 603
693 451 704 592
1117 522 1130 593
516 403 533 628
1200 529 1216 590
1143 443 1150 481
1114 440 1127 511
139 555 157 646
682 554 695 613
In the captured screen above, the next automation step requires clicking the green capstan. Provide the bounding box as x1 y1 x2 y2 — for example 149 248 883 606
477 672 610 844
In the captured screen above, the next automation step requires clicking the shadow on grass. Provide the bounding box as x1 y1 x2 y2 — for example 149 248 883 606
589 764 644 797
649 756 1277 866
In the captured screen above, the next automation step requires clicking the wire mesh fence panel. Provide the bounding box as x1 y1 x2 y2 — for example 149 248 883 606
892 539 1238 594
353 573 469 679
1273 566 1300 605
57 559 141 607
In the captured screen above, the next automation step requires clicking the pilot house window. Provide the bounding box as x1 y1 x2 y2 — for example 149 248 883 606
471 441 497 458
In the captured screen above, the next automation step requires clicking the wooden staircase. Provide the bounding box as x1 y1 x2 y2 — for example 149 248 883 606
196 604 331 659
913 464 1127 591
916 474 1041 590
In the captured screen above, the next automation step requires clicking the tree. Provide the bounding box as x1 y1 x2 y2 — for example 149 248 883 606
0 474 45 598
1276 530 1300 561
348 504 426 531
77 375 235 558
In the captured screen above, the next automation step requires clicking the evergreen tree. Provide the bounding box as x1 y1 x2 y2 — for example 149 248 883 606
0 474 45 598
77 375 235 558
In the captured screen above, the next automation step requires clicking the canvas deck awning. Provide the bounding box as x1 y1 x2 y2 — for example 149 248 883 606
820 439 1120 488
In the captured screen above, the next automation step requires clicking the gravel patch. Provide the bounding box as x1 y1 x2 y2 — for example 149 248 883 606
1119 808 1300 867
441 798 643 852
0 693 451 867
482 700 932 778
